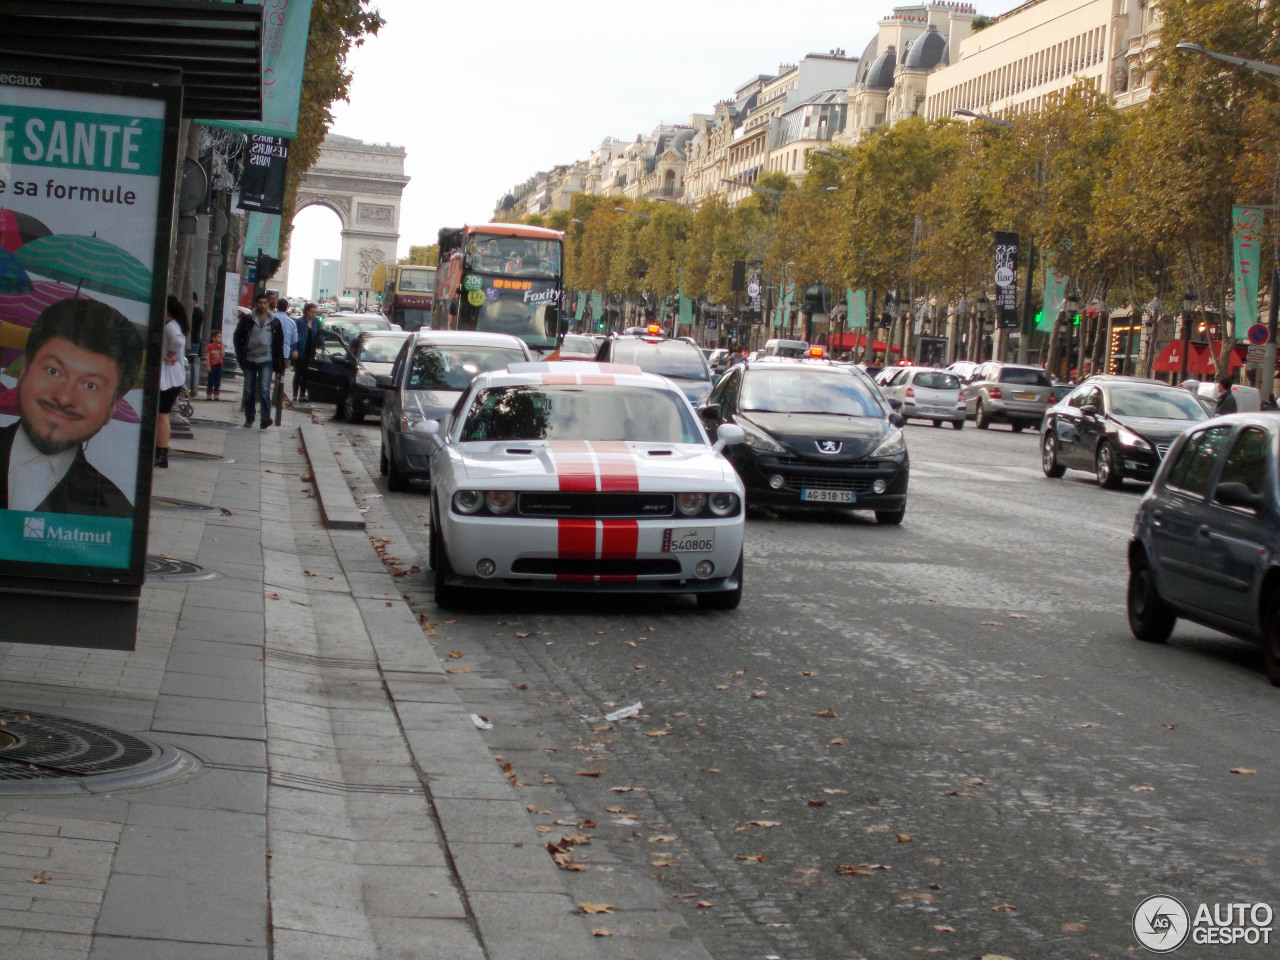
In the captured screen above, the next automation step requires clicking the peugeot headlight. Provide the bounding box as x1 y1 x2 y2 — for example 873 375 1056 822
741 422 786 453
355 369 376 388
1116 425 1151 450
400 410 424 432
870 428 906 458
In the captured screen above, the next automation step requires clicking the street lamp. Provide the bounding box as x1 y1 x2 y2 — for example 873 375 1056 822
952 107 1014 128
615 206 650 222
1175 42 1280 87
810 148 854 163
1179 288 1198 381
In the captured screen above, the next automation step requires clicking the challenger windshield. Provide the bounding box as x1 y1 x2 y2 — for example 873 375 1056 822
460 385 702 443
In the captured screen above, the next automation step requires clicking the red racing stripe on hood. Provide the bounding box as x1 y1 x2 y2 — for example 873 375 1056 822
549 439 596 492
590 441 640 493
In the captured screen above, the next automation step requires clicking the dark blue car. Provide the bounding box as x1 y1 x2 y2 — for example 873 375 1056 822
1128 413 1280 684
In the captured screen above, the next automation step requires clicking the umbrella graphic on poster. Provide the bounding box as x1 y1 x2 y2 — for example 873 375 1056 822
0 247 33 294
0 210 52 253
0 281 93 370
14 234 152 302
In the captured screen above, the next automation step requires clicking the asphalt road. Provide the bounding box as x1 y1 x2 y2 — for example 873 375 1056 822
329 409 1280 960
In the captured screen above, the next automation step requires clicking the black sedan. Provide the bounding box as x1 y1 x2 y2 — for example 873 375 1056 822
699 359 909 524
308 329 410 422
1041 376 1209 488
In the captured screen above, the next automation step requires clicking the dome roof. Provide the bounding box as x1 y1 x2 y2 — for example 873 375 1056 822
856 36 879 83
902 25 946 70
864 45 897 89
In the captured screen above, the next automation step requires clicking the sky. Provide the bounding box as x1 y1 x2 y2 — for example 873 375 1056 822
283 0 1010 300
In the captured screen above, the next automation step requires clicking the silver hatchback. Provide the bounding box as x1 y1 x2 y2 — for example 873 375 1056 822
379 331 532 490
963 362 1057 432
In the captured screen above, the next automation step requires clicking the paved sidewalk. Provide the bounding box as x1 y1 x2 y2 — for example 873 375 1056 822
0 380 611 959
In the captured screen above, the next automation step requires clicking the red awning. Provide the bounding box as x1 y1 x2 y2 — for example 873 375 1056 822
1152 341 1246 375
833 331 902 354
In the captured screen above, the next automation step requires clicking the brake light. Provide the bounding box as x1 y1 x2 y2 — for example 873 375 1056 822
989 387 1002 400
905 386 915 398
1049 392 1056 403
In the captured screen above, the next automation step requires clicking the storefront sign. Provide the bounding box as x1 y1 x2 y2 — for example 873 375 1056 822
0 58 181 649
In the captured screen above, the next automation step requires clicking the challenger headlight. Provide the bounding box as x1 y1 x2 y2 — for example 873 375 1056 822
707 492 740 517
1116 426 1151 450
452 490 484 514
870 428 906 458
741 422 786 453
486 491 516 515
677 493 707 516
355 369 376 388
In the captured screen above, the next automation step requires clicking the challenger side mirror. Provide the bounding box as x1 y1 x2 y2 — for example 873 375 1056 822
712 423 745 453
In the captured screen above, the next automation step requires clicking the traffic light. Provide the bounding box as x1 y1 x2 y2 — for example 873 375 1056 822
377 292 383 302
597 319 605 331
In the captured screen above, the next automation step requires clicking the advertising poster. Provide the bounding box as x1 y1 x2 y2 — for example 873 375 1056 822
994 232 1020 329
1233 205 1262 328
237 135 290 215
0 61 179 645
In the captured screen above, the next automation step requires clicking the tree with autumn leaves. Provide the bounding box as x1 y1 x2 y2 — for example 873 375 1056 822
544 0 1280 373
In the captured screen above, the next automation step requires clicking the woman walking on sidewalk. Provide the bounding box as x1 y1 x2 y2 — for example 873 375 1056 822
156 294 188 468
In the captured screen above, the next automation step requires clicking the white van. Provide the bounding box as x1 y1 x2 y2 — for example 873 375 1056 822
1182 379 1261 413
761 338 810 359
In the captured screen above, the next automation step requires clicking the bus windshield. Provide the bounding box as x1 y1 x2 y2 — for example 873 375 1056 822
398 266 436 293
467 234 561 280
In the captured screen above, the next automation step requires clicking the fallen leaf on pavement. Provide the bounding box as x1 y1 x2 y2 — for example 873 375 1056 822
962 780 983 787
992 903 1017 912
651 858 678 867
738 854 767 862
714 684 729 690
751 690 768 698
829 737 846 745
644 730 669 737
823 788 847 795
1230 768 1258 775
980 621 1005 627
696 901 713 908
1062 922 1087 932
576 771 603 777
732 669 746 676
1009 613 1028 619
1130 785 1155 792
897 834 913 842
611 786 641 792
747 820 781 828
807 799 827 807
516 632 531 638
448 651 463 659
577 903 614 915
648 834 677 843
933 924 955 933
836 863 890 876
814 708 838 717
266 592 282 600
28 872 50 884
446 667 471 674
591 928 613 937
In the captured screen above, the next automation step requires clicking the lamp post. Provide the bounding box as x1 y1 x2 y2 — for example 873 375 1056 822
976 293 990 360
952 107 1015 128
1177 41 1280 398
1179 288 1198 381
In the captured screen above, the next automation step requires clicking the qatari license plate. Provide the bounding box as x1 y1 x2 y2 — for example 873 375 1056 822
662 527 715 553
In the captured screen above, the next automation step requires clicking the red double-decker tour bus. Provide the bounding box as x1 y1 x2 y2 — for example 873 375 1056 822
383 264 436 331
434 223 564 355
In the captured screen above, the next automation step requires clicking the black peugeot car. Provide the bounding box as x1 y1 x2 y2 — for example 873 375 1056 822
1040 376 1209 488
699 359 909 524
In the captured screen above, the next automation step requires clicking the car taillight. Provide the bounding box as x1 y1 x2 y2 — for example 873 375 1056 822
989 387 1002 400
1049 392 1056 403
905 386 915 398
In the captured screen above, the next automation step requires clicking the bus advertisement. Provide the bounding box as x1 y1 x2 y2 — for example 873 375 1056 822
434 223 564 355
384 264 436 331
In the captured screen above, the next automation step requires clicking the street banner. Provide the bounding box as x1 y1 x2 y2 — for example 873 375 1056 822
202 0 315 140
0 57 181 649
237 135 290 215
1042 261 1067 331
1233 205 1263 328
574 291 585 323
746 269 763 323
776 282 794 328
592 290 603 322
994 232 1019 329
246 211 281 260
847 288 867 329
679 294 693 326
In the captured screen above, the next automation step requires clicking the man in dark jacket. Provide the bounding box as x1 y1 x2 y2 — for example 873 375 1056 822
233 293 285 428
1215 375 1238 415
1 298 143 517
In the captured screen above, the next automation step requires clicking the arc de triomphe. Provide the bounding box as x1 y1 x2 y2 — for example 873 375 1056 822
277 134 409 304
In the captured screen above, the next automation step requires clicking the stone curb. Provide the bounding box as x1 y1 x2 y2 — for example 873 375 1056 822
300 423 366 530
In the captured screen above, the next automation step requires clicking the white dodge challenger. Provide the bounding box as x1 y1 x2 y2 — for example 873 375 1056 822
419 362 747 609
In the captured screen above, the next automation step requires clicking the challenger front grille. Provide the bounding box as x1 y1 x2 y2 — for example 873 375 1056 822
511 558 682 576
517 492 675 518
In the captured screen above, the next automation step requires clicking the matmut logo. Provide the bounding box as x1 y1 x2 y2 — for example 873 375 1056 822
22 518 111 545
